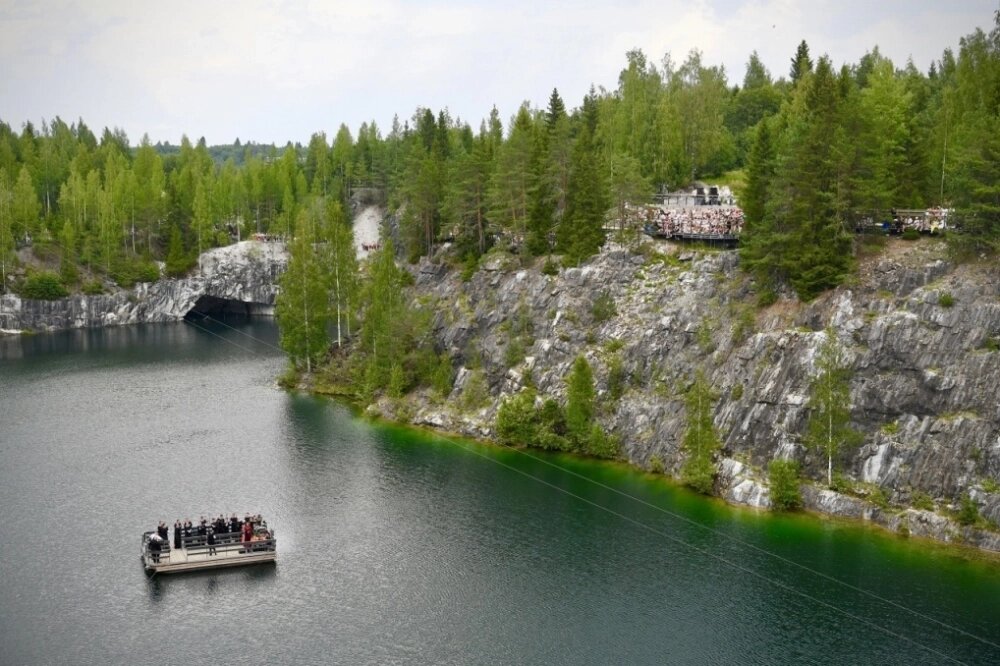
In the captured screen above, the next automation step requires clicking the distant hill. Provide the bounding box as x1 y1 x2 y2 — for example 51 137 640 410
151 140 301 165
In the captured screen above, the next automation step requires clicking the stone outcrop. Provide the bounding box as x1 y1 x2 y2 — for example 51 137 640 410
0 241 287 332
386 238 1000 551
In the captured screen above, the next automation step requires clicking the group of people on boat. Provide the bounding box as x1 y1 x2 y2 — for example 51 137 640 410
147 513 272 562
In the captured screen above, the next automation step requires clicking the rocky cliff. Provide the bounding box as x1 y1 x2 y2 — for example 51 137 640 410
0 241 287 332
379 238 1000 552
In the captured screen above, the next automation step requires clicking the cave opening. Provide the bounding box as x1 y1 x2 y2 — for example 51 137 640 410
184 295 268 321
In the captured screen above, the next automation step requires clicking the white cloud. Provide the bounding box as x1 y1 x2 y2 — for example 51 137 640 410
0 0 995 144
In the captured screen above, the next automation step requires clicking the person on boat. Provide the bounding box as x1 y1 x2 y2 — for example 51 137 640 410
229 514 240 535
173 520 181 549
157 521 168 541
241 521 253 552
198 517 207 536
183 519 192 543
149 533 163 563
207 529 217 556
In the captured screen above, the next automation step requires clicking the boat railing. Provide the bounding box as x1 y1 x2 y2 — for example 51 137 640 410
143 531 276 568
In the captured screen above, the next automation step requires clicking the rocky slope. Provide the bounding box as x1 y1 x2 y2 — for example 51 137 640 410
378 237 1000 552
0 241 287 332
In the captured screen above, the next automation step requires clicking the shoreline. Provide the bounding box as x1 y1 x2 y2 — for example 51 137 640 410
294 376 1000 563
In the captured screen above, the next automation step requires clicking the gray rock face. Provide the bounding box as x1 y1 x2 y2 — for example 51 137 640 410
399 239 1000 551
0 241 287 332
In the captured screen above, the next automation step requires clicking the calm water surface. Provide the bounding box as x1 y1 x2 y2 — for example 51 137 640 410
1 320 999 665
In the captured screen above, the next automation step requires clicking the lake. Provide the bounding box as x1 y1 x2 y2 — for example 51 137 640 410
1 319 998 665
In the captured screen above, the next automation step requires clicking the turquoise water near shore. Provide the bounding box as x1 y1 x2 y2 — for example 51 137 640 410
1 320 998 665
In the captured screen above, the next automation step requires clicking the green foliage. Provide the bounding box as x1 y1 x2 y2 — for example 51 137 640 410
504 336 526 368
881 420 900 435
957 494 980 526
649 454 665 475
768 460 802 511
565 355 596 446
681 370 722 494
591 291 617 323
982 337 1000 352
901 228 921 241
387 362 406 399
606 354 626 403
982 478 1000 493
541 258 559 276
431 353 454 397
165 225 193 277
911 490 935 511
830 472 855 494
460 369 490 411
20 271 68 300
804 330 862 486
938 292 955 308
81 280 104 295
110 258 160 287
495 388 569 451
731 383 744 401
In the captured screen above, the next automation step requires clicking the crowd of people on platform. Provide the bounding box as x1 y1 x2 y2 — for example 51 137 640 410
854 208 951 234
642 205 745 237
251 233 286 242
146 513 272 562
360 242 383 252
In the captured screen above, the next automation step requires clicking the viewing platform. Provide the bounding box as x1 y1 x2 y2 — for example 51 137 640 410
141 523 276 575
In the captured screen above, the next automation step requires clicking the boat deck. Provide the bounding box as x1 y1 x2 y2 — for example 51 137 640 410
142 531 276 574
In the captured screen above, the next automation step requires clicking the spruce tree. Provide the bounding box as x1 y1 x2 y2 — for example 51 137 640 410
790 40 813 85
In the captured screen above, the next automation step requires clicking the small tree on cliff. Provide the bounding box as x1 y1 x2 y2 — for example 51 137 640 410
804 329 862 486
681 369 722 494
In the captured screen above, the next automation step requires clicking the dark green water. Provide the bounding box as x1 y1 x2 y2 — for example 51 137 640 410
1 320 999 665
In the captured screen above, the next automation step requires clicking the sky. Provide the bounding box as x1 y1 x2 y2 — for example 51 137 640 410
1 0 997 146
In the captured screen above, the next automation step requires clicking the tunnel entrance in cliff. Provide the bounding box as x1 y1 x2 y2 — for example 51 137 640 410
184 295 270 321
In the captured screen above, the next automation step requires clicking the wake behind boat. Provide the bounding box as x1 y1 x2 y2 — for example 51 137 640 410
142 513 276 574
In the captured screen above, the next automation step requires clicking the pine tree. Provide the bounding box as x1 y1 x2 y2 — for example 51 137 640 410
804 330 862 487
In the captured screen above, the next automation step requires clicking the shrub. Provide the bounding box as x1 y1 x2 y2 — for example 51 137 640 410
756 287 777 307
911 490 935 511
881 420 900 435
431 354 454 397
957 494 980 526
387 363 406 398
460 254 478 282
868 486 890 510
460 369 490 411
830 472 854 494
591 291 617 323
606 355 626 403
20 272 69 300
731 384 744 401
901 228 920 241
981 337 1000 352
938 292 955 308
768 460 802 511
505 337 526 367
983 478 1000 494
649 455 664 475
82 280 105 295
541 259 559 276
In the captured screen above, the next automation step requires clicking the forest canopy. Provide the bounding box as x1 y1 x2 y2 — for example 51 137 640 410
1 11 998 300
